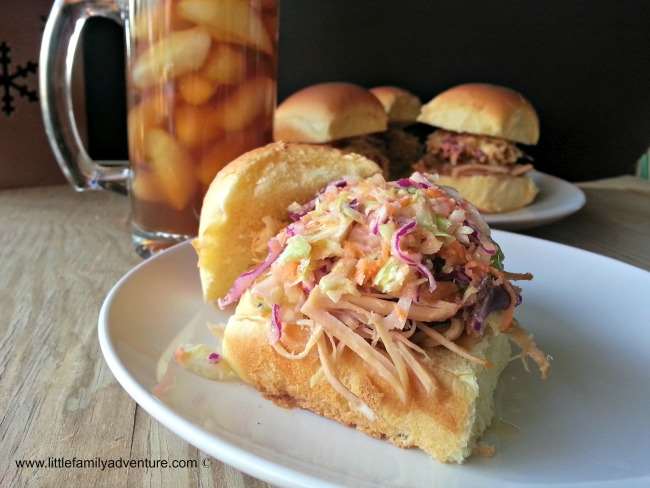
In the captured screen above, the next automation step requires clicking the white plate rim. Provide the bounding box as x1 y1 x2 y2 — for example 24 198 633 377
98 234 649 488
484 171 586 228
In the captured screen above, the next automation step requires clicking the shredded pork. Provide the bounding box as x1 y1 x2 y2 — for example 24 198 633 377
506 320 552 379
414 129 534 177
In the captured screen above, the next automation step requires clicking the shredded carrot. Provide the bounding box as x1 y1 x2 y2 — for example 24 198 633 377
173 347 187 365
399 196 412 207
354 256 383 285
394 303 409 324
343 241 364 259
424 187 445 199
277 260 299 282
466 260 490 274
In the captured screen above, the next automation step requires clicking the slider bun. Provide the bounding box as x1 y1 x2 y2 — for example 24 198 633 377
273 82 388 143
418 83 540 145
194 142 381 302
437 174 539 213
370 86 422 124
223 291 512 463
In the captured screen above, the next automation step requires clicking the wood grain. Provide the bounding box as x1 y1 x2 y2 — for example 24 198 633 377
1 181 648 487
0 186 271 488
525 186 650 271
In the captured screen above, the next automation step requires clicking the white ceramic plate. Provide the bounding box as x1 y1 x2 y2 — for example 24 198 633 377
483 171 586 230
99 234 650 488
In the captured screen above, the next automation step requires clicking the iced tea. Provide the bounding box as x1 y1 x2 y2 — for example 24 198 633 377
127 0 277 240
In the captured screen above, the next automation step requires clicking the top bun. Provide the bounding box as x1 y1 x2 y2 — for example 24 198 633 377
417 83 540 145
194 142 382 302
273 82 388 143
370 86 422 124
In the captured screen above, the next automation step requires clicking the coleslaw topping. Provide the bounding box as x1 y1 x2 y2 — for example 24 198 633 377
174 344 236 381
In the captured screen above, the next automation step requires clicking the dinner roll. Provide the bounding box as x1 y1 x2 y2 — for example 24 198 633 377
273 83 388 143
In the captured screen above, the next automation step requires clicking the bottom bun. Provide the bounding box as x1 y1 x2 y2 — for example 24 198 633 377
223 291 512 463
436 174 538 213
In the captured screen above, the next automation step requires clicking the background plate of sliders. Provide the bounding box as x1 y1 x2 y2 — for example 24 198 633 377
273 82 585 230
99 231 650 488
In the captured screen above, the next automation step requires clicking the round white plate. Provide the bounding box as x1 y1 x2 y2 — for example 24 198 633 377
99 234 650 488
483 171 586 230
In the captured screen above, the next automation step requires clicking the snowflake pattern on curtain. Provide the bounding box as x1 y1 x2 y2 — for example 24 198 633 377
0 41 39 117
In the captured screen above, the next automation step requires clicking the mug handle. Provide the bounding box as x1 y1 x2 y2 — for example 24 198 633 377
40 0 128 194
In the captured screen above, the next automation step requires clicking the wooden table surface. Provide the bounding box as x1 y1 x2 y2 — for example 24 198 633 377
1 180 649 487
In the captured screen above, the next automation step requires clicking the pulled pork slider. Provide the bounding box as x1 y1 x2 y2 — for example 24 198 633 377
273 82 391 173
370 86 425 178
414 83 539 213
190 143 549 463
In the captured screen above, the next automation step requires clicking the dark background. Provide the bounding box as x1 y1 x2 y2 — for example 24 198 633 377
84 0 650 182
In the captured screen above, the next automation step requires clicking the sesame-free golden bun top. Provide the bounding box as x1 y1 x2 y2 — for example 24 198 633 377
193 142 382 302
417 83 540 145
370 86 422 124
273 82 388 144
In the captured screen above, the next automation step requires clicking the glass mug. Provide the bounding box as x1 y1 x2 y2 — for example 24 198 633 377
41 0 278 256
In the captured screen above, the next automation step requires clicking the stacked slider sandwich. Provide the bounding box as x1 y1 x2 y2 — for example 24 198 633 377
415 83 540 213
